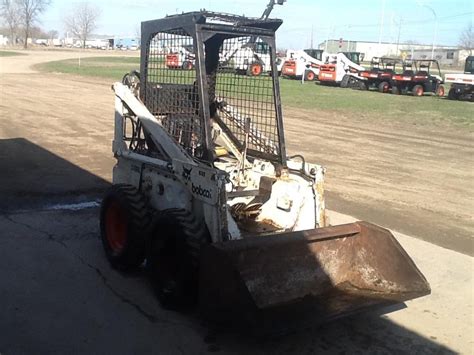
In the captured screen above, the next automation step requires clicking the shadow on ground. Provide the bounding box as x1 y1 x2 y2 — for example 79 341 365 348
0 138 110 211
0 139 456 354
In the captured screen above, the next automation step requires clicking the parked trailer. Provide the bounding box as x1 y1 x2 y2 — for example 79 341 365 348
444 56 474 101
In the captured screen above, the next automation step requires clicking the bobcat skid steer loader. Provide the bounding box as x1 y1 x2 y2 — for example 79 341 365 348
100 11 430 334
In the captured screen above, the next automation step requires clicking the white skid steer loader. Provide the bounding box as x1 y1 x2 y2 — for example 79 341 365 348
100 11 430 333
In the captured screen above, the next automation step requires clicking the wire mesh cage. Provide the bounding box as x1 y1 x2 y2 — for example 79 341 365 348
141 22 282 161
144 30 202 157
214 36 279 157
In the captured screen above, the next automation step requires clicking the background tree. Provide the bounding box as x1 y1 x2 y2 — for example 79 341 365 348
48 29 57 39
458 23 473 55
17 0 51 48
64 2 101 49
1 0 21 45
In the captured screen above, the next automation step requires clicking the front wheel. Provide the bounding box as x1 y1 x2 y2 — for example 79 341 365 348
182 61 194 70
378 81 390 93
340 74 350 88
100 184 151 270
436 85 445 97
304 70 316 81
248 62 263 76
412 84 424 97
357 81 368 90
391 86 401 95
146 209 210 310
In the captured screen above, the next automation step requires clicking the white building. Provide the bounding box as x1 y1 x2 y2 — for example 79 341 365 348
318 39 467 65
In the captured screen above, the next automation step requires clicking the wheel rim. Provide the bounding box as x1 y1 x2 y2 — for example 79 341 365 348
105 200 127 253
187 62 193 70
307 72 314 81
383 84 389 93
438 86 445 97
416 87 423 96
252 64 262 76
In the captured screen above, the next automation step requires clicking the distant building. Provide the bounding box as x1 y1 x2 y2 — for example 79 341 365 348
0 35 9 46
318 39 468 66
114 37 140 50
409 48 472 66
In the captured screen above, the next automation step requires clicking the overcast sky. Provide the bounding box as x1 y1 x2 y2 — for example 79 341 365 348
42 0 473 48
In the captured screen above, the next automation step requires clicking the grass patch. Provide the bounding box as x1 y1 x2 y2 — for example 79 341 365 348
36 56 473 128
280 80 473 127
0 50 27 57
34 56 140 80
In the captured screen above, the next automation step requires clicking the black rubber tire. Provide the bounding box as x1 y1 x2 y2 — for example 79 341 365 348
100 184 151 271
340 74 350 88
146 208 210 310
391 86 401 95
378 81 390 93
448 87 458 100
412 84 424 97
357 81 368 90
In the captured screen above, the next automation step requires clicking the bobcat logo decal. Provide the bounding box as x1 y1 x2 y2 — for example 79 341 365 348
182 166 192 181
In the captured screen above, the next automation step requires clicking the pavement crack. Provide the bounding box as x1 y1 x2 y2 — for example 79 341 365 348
79 256 158 323
73 255 197 329
1 213 68 248
1 212 197 330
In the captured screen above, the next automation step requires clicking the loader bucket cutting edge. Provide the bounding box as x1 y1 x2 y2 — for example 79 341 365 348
199 222 430 333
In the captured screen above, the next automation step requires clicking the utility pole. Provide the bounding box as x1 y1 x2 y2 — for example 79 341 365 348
378 0 386 54
396 18 402 56
423 5 438 59
310 24 314 49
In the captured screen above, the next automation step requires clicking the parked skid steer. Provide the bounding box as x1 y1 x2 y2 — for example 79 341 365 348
100 11 430 333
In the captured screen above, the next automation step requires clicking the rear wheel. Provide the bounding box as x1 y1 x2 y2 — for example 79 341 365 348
378 81 390 93
100 184 151 270
391 86 401 95
248 62 263 76
182 61 193 70
413 84 424 96
340 74 350 88
304 70 316 81
146 209 210 310
436 85 445 97
357 81 368 90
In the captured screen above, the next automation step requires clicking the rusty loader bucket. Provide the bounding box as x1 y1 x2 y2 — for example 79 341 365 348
199 222 430 334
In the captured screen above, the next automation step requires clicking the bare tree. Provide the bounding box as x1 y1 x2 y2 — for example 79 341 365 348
1 0 21 45
17 0 51 48
459 23 473 55
64 2 101 49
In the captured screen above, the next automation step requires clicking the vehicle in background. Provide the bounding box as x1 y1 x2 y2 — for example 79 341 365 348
166 45 195 70
281 49 329 81
220 38 273 76
341 51 364 65
115 37 140 51
391 59 444 97
444 56 474 101
318 52 365 86
355 57 403 92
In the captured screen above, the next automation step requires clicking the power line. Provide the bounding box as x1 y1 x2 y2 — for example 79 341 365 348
304 11 473 31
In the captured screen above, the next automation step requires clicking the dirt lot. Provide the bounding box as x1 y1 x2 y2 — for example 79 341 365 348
0 50 473 354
